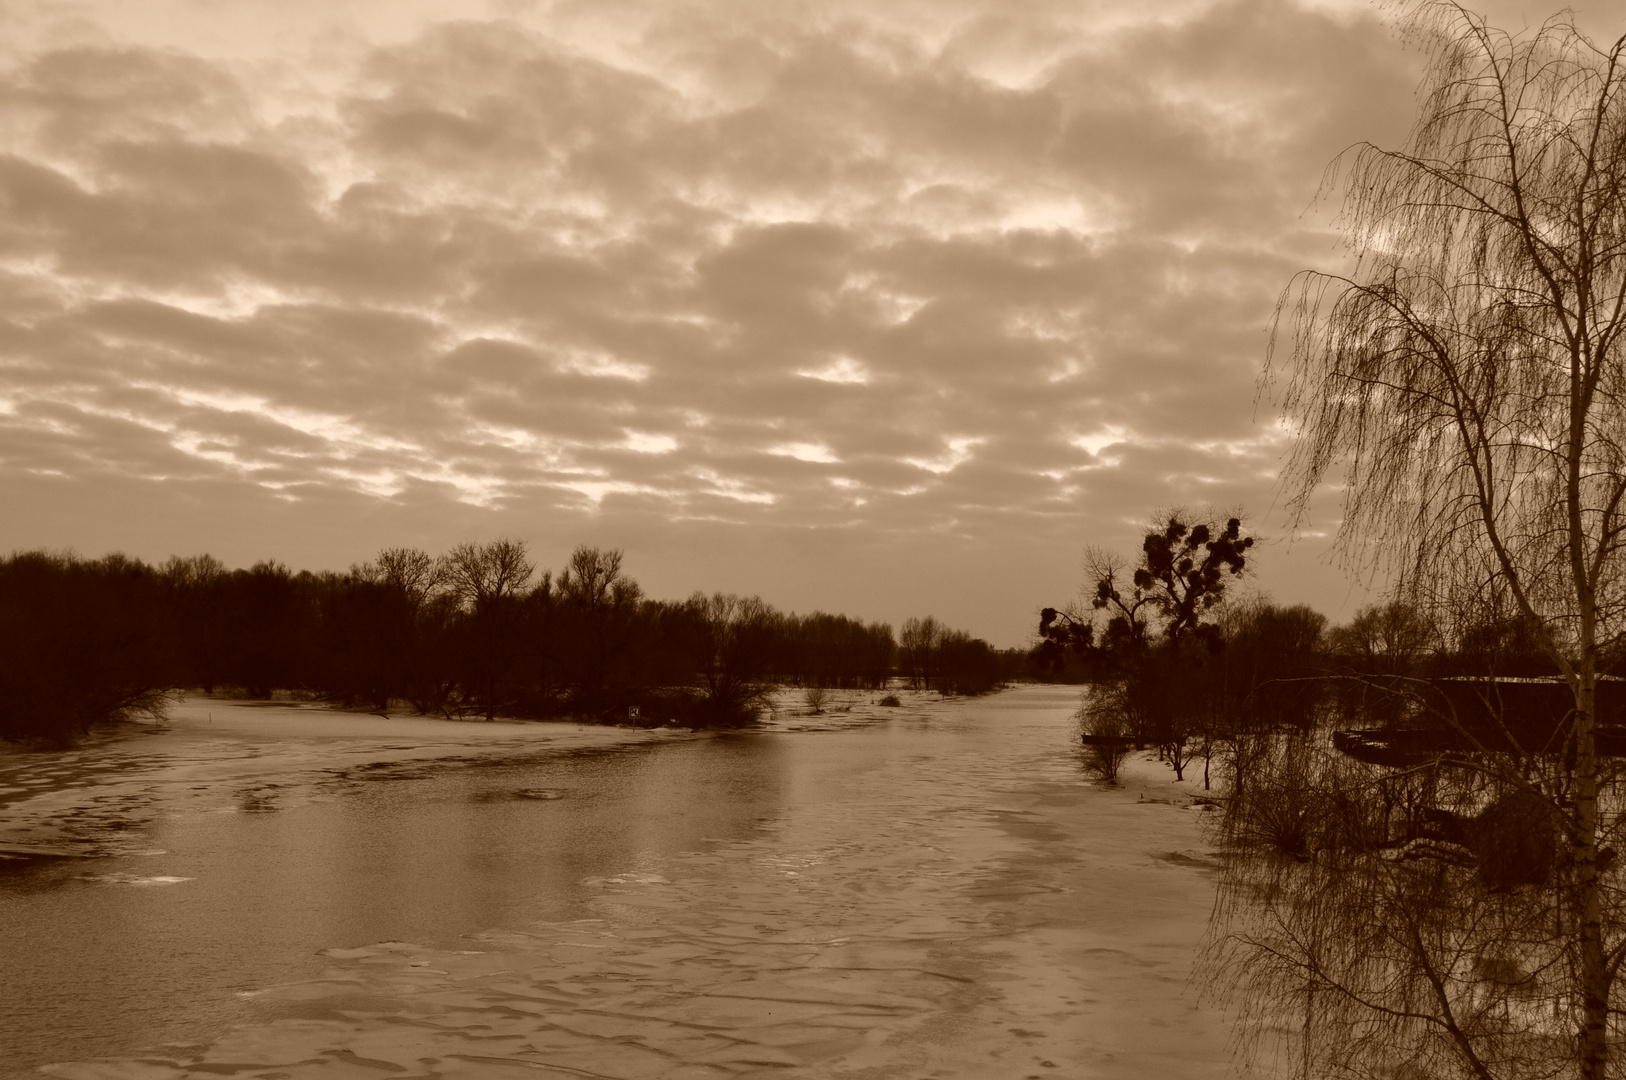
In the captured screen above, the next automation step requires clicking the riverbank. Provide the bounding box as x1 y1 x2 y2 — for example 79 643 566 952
0 694 694 860
0 687 1009 860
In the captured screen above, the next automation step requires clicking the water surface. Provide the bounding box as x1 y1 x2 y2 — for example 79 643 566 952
2 687 1244 1079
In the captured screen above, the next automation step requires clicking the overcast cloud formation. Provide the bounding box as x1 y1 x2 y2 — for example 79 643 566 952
0 0 1607 644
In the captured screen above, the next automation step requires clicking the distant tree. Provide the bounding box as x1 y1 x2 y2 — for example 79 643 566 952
683 592 779 726
1192 599 1328 791
405 587 463 717
779 611 895 689
314 547 451 711
1328 601 1437 677
364 547 446 609
1043 511 1254 778
160 553 227 693
445 539 534 719
552 546 642 716
445 539 534 612
311 570 381 706
368 547 451 710
933 630 1005 695
0 552 175 743
899 616 943 690
221 561 307 698
1077 683 1136 783
1324 600 1437 727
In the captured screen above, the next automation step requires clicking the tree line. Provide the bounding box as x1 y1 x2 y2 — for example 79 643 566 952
0 541 1018 744
1036 511 1602 788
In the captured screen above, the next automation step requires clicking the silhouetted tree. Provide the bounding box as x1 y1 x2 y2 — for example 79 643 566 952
160 553 227 692
0 552 175 743
778 612 895 689
221 561 308 698
1043 511 1254 778
682 592 779 726
357 547 449 711
1218 6 1626 1076
899 616 943 690
445 539 534 719
1324 600 1437 727
552 546 642 716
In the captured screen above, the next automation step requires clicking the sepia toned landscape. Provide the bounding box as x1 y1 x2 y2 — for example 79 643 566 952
10 1 1626 1078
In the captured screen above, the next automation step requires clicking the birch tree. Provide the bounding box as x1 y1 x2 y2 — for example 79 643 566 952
1224 4 1626 1077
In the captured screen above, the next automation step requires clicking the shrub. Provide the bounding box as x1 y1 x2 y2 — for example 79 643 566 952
1078 686 1134 783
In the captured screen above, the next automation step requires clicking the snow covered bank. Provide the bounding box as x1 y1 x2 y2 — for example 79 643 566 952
0 695 692 860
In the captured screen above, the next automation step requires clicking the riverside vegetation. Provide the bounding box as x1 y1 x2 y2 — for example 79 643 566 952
0 541 1021 745
1036 5 1626 1077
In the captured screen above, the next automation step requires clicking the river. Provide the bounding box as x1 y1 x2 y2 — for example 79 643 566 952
0 685 1243 1079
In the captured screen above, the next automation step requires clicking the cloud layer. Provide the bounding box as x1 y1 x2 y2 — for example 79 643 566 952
0 0 1442 642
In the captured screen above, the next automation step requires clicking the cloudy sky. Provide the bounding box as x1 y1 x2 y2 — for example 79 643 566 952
0 0 1617 646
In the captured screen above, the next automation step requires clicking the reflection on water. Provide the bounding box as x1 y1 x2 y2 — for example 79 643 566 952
2 688 1228 1080
0 736 790 1076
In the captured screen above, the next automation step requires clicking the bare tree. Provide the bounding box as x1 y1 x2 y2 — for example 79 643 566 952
553 546 642 714
445 539 534 612
161 553 228 692
899 615 943 690
1043 512 1252 771
685 592 778 726
1329 602 1440 677
445 539 535 719
357 547 446 616
344 547 449 712
1077 684 1136 784
556 546 631 611
1232 5 1626 1077
1081 544 1155 652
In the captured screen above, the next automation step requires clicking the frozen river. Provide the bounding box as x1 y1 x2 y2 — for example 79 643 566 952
0 685 1242 1079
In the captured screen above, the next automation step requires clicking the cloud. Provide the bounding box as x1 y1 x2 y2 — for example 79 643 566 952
0 0 1433 641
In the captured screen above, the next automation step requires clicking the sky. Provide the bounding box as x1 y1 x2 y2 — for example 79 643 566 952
0 0 1621 647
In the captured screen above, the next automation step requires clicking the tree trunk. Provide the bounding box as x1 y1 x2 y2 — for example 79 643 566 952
1576 663 1607 1079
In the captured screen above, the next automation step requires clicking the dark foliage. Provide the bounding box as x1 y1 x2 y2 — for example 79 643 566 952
0 552 177 743
1134 516 1253 649
0 543 1016 744
1038 512 1258 781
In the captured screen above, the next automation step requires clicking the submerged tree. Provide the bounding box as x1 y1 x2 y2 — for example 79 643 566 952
1224 5 1626 1077
682 592 779 726
1042 510 1253 777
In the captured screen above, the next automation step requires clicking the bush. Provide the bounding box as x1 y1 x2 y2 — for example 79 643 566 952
1219 732 1392 863
690 683 775 727
1078 686 1134 783
629 686 703 727
878 693 901 707
803 685 828 714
